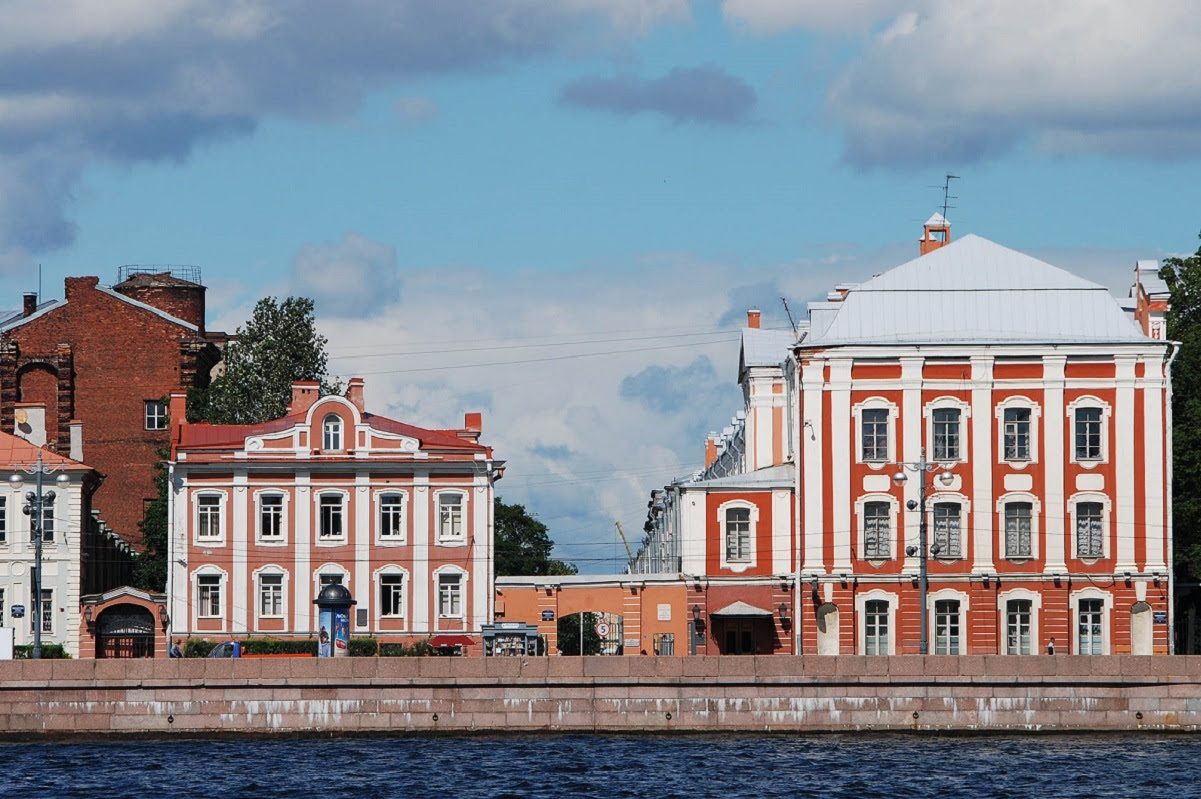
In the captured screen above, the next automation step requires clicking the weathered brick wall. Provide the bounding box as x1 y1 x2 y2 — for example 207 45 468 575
0 278 218 544
1 655 1199 737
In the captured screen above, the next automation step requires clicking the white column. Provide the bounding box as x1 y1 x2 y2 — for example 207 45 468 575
1115 355 1138 571
167 464 186 635
412 471 430 632
829 359 853 572
971 356 995 572
800 361 825 575
354 471 370 630
293 473 312 632
900 356 923 574
232 470 248 632
472 477 489 631
1143 359 1167 571
771 488 791 573
1043 356 1067 573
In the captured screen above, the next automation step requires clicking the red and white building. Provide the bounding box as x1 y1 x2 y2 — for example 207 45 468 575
166 379 503 649
636 216 1174 656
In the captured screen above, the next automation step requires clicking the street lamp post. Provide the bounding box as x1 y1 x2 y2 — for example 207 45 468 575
9 453 69 659
892 447 954 655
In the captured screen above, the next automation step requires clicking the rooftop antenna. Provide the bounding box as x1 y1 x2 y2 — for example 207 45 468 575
780 296 798 335
934 173 959 220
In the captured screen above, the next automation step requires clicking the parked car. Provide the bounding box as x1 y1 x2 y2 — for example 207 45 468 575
207 641 242 658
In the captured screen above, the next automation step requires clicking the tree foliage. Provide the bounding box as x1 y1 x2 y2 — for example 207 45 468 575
1160 233 1201 576
131 447 170 592
494 497 577 576
556 612 603 655
189 296 337 425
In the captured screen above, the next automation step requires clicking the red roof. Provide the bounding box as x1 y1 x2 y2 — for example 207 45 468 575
0 432 91 471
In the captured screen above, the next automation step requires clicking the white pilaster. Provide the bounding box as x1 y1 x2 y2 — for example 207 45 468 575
772 488 790 573
293 473 312 631
900 356 923 574
970 356 994 571
354 471 370 629
1143 362 1167 571
1115 356 1137 571
679 490 706 575
829 359 853 572
1043 356 1067 573
800 361 825 575
472 477 489 631
232 470 248 632
412 471 430 632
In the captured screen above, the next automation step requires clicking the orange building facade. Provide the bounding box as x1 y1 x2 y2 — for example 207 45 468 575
166 379 503 651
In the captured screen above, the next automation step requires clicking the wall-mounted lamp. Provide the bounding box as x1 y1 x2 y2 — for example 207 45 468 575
691 604 705 631
839 572 848 587
1123 571 1133 586
803 419 816 441
83 605 94 630
938 472 955 487
810 576 820 599
778 603 791 630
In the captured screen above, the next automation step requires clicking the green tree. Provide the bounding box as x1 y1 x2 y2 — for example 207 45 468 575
189 296 337 425
1161 234 1201 575
494 497 577 576
131 448 170 591
556 612 603 655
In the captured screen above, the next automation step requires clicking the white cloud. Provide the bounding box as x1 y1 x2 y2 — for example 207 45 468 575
289 232 401 317
722 0 903 35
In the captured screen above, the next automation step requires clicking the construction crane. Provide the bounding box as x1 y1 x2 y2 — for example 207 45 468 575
614 521 635 563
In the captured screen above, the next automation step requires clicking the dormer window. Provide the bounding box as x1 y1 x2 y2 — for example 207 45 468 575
322 414 342 451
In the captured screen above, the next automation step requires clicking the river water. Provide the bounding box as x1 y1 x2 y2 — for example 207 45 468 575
0 733 1196 798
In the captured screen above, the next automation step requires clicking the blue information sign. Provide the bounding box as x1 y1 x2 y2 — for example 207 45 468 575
9 605 24 619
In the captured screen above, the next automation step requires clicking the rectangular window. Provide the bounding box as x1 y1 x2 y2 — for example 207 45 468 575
379 493 404 539
932 408 961 460
0 588 4 622
861 409 889 461
1006 599 1032 655
1004 502 1032 558
197 495 222 539
934 599 960 655
0 496 7 543
724 507 751 563
1078 598 1103 655
1003 408 1031 461
144 400 168 431
319 573 343 588
1075 407 1103 460
259 574 283 617
39 589 52 634
322 415 342 451
380 574 404 617
438 494 464 540
438 574 463 618
864 600 889 655
1076 502 1104 559
259 495 284 540
863 501 890 559
319 495 343 539
197 575 222 618
932 503 962 559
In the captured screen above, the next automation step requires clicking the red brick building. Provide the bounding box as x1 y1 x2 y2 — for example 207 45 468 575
0 268 223 546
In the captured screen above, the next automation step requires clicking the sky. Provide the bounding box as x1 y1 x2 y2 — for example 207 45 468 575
3 1 1201 572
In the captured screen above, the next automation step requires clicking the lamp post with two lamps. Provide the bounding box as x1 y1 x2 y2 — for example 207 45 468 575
891 447 955 655
9 452 70 659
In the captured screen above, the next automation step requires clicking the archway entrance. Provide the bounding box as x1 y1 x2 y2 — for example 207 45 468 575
97 605 156 658
557 611 624 655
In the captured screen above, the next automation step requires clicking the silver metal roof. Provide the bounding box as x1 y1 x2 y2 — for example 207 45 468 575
805 234 1152 347
740 326 795 370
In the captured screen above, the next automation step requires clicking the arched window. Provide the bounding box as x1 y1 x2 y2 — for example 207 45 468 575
322 414 343 451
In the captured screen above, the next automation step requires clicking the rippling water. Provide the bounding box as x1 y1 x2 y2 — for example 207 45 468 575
1 734 1197 798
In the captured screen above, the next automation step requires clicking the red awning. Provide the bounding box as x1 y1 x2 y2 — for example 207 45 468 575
429 635 474 647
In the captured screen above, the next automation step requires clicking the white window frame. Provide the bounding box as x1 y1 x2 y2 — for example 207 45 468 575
923 396 971 464
435 567 468 619
144 399 168 431
929 494 969 560
322 413 343 452
855 493 898 562
34 498 55 544
313 565 350 601
375 566 408 621
253 567 287 621
717 500 757 571
997 588 1042 655
254 490 288 545
928 588 969 655
1066 396 1111 468
1069 492 1111 562
1070 588 1112 655
315 490 348 543
194 568 227 621
997 492 1041 561
435 490 467 545
193 491 226 544
0 495 6 544
995 397 1041 467
38 588 53 635
375 489 408 545
853 398 898 468
856 589 897 655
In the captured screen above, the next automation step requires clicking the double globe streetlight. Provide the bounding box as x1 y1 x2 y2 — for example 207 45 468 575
9 453 70 659
891 447 955 655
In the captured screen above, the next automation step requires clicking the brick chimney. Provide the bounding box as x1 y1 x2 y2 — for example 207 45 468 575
288 381 321 415
704 435 718 468
920 213 951 256
747 309 761 329
345 377 366 412
64 276 100 301
22 293 37 317
459 412 482 443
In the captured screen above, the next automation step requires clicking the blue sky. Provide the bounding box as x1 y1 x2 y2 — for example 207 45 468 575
4 1 1201 571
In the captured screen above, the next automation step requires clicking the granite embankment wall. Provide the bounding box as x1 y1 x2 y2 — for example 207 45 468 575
2 655 1200 737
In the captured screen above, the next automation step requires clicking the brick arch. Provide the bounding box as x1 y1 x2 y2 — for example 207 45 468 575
0 345 74 451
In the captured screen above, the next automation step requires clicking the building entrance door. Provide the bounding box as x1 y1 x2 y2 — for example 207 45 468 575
720 620 758 655
97 606 156 658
